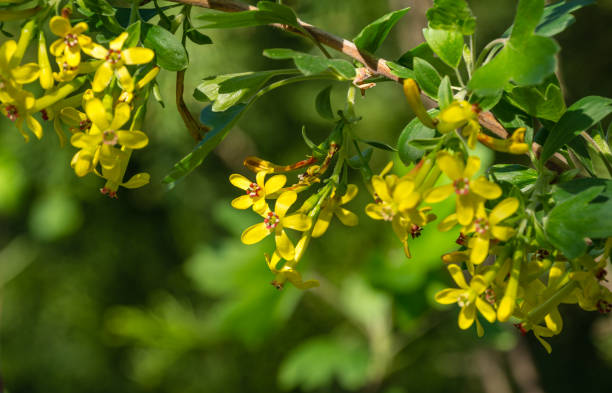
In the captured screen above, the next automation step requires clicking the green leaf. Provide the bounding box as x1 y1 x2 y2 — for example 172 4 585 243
422 28 464 68
426 0 476 35
413 57 441 99
184 16 213 45
397 43 452 77
490 164 538 192
196 2 299 29
278 334 369 391
505 76 566 121
386 61 415 79
193 70 292 111
315 85 334 119
437 76 453 109
353 7 410 54
470 90 503 111
469 0 559 96
536 0 594 36
408 137 443 150
263 48 355 78
397 110 438 165
77 0 115 16
163 104 248 187
142 23 188 71
124 21 141 49
545 182 612 258
360 140 397 152
540 96 612 164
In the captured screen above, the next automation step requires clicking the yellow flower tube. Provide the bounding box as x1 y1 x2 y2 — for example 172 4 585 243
403 78 436 129
38 31 54 90
497 247 523 322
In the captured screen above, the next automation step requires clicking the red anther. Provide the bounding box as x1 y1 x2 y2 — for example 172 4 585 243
536 249 550 260
513 323 527 335
456 232 466 245
99 187 109 195
373 193 383 204
270 280 283 290
246 182 261 198
79 119 92 131
485 288 496 304
41 109 49 121
4 105 18 121
596 268 608 282
410 224 423 239
453 177 470 195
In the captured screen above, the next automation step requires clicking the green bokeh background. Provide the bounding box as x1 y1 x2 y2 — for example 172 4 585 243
1 1 612 392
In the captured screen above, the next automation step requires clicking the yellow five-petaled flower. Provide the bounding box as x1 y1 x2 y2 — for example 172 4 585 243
230 171 286 214
241 191 312 260
84 32 154 92
49 16 92 68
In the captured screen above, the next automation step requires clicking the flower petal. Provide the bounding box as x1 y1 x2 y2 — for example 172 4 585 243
122 47 155 65
117 130 148 149
109 32 128 51
82 43 108 59
471 177 502 199
312 209 333 238
437 213 458 232
264 174 286 195
229 174 251 190
398 191 421 211
12 63 39 84
456 194 474 226
339 184 358 204
92 61 113 92
282 213 312 232
241 222 269 245
275 229 295 260
436 152 463 180
464 155 481 178
434 288 463 304
65 45 81 67
231 195 253 209
26 116 43 140
115 65 134 92
475 297 496 323
274 191 296 218
122 172 150 189
545 307 563 334
84 98 110 130
424 184 453 203
448 264 469 289
110 103 131 130
469 236 489 264
458 304 476 329
489 197 518 225
335 207 358 227
371 175 391 202
365 203 383 220
491 225 515 241
50 16 70 37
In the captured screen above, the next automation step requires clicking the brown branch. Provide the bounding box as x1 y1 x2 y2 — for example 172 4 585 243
176 70 209 141
173 0 569 171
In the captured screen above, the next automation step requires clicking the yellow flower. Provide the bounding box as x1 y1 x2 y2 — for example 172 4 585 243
570 259 612 313
70 98 148 176
365 175 433 257
118 66 160 103
230 171 286 214
462 198 519 264
402 78 436 128
477 127 529 154
435 264 496 335
1 89 42 141
98 149 150 198
241 191 312 260
312 184 359 238
426 152 501 226
83 32 154 92
436 101 480 148
49 16 92 67
265 245 319 290
0 40 39 101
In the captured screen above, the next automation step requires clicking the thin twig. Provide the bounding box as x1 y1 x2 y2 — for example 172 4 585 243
176 70 209 141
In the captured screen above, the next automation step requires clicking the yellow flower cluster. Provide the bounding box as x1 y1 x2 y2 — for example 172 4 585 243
0 15 158 198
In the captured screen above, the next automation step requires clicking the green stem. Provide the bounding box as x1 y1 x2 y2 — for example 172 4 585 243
527 280 579 324
32 77 87 113
129 0 141 25
254 73 340 98
474 38 507 69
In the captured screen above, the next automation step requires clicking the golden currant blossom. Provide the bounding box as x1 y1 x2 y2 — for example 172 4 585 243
230 171 286 214
312 184 359 238
49 16 92 67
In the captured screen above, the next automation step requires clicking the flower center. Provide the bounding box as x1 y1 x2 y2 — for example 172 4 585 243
100 187 118 199
79 119 92 131
456 232 466 245
62 62 77 72
381 204 394 222
373 192 383 204
453 177 470 195
485 288 496 304
246 182 262 198
102 130 118 146
474 217 490 235
457 293 470 308
264 211 280 230
410 224 423 239
4 105 18 121
106 49 122 65
64 33 79 48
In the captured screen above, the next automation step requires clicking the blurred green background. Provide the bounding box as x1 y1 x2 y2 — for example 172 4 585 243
1 1 612 392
